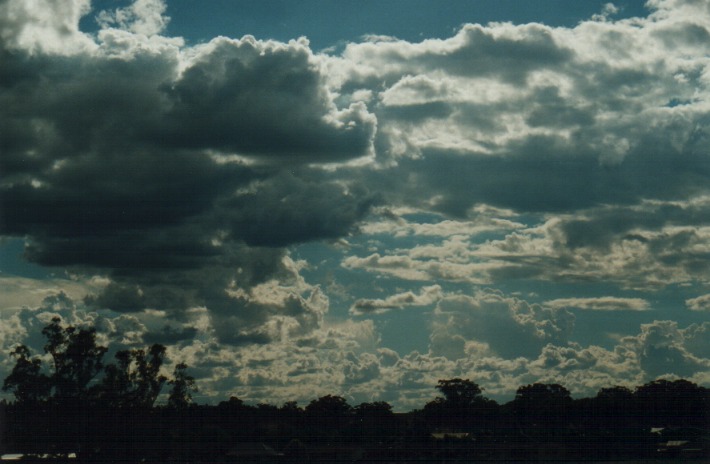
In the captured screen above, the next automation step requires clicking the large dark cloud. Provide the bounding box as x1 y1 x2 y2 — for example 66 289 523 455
162 36 376 162
0 3 377 324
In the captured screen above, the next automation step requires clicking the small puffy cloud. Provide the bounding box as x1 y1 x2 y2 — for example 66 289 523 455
350 284 442 315
96 0 170 36
685 294 710 311
545 297 650 311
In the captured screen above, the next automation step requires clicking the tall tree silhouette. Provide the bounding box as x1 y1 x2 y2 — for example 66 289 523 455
168 362 197 409
2 345 49 404
100 344 167 408
41 317 107 403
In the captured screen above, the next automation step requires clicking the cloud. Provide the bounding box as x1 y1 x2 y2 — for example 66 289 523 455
349 284 442 315
0 0 95 54
686 294 710 311
623 320 710 378
346 196 710 292
331 1 710 218
545 297 650 312
431 290 575 360
3 0 710 407
3 289 710 409
0 0 377 329
0 274 108 311
96 0 170 36
164 35 376 162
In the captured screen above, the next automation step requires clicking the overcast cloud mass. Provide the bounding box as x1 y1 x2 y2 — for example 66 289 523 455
1 0 710 410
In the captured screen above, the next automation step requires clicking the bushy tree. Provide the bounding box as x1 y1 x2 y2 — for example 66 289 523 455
513 383 572 440
634 378 709 428
435 378 483 407
305 395 353 436
425 378 495 431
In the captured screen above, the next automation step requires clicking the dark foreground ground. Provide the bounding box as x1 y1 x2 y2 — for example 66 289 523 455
3 439 708 464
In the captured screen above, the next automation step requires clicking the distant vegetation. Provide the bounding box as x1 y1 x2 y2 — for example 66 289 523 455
2 319 709 462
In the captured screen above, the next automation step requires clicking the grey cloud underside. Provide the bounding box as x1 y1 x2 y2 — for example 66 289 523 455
367 124 710 216
162 38 375 160
0 29 376 322
0 39 375 243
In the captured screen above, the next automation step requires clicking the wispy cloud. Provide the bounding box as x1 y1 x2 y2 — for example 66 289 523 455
545 297 650 312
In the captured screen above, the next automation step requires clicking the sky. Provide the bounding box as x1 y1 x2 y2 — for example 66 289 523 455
1 0 710 411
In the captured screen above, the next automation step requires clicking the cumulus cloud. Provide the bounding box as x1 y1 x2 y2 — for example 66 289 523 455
0 0 377 332
431 290 575 360
686 294 710 311
164 36 376 162
0 0 95 54
330 0 710 219
96 0 170 36
623 320 710 378
3 0 710 407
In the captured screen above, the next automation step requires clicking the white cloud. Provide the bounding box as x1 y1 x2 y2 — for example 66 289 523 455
97 0 170 36
0 0 95 54
545 297 650 311
350 284 442 315
685 293 710 311
0 275 108 311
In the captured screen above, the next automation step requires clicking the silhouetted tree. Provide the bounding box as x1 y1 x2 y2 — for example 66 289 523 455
305 395 352 418
2 318 109 455
513 383 572 440
167 362 197 409
2 345 49 404
355 401 395 442
634 379 709 428
100 344 167 408
305 395 353 438
593 385 636 428
41 317 107 403
425 378 496 431
280 400 303 415
435 378 483 407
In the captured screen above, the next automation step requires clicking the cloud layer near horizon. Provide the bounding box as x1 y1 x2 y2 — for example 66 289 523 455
2 0 710 408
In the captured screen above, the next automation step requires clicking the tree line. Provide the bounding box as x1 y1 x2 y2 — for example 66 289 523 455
2 319 709 461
